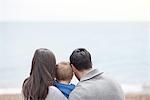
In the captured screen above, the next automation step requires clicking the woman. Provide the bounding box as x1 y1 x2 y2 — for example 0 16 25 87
22 48 67 100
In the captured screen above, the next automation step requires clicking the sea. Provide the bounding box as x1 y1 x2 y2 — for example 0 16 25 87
0 22 150 93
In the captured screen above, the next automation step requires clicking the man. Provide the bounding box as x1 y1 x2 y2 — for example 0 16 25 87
69 48 124 100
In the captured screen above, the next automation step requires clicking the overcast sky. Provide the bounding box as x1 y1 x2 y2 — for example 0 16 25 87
0 0 149 22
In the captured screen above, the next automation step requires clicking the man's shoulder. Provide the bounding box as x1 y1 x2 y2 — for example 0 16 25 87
69 73 124 100
69 85 84 100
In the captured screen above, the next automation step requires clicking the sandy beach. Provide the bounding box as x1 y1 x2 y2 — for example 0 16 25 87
0 94 21 100
0 84 150 100
126 92 150 100
0 93 150 100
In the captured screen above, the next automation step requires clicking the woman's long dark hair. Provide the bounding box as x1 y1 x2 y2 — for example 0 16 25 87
22 48 56 100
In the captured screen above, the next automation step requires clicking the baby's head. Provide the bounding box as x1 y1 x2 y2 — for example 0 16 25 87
56 61 73 84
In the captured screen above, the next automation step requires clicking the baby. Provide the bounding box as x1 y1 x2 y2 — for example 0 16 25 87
54 61 75 98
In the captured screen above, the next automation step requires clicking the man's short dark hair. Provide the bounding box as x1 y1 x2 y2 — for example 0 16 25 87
70 48 92 71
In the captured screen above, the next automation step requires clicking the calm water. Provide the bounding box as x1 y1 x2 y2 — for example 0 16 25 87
0 22 150 89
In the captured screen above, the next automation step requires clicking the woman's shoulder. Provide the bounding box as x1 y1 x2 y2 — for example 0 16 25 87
49 86 60 91
46 86 67 100
48 86 62 94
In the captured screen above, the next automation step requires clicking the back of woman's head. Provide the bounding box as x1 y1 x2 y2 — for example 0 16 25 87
22 48 56 100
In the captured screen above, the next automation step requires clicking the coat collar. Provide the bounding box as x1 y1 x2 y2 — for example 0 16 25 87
80 68 103 82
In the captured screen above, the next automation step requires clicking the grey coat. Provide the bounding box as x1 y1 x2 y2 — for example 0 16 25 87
46 86 67 100
23 86 67 100
69 69 124 100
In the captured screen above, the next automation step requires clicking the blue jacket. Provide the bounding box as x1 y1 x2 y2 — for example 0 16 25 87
54 81 75 98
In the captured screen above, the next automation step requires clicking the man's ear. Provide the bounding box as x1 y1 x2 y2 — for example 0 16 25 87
71 64 76 72
71 64 80 81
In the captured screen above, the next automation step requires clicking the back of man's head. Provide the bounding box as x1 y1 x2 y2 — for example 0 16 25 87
70 48 92 71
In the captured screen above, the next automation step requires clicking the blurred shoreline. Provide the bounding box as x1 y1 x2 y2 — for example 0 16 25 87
0 84 150 100
1 84 149 94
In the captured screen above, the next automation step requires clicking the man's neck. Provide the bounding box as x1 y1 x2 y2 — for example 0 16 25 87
78 68 92 80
